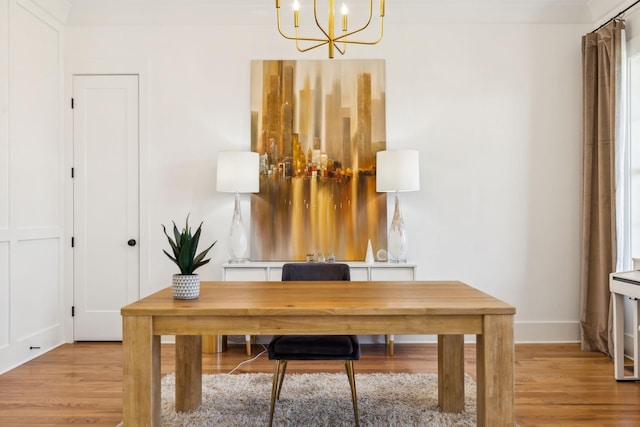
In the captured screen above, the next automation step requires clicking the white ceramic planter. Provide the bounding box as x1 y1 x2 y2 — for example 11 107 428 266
172 274 200 299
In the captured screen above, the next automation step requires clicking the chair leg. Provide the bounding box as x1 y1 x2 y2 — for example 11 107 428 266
344 360 360 427
385 334 395 356
276 360 287 400
269 360 288 427
245 334 252 356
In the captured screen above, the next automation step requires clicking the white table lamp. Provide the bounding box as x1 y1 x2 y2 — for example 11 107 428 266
216 151 259 263
376 150 420 263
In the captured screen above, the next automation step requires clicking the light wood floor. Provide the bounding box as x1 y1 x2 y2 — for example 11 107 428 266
0 342 638 426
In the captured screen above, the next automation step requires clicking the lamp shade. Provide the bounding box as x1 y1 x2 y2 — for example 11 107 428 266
376 150 420 192
216 151 259 193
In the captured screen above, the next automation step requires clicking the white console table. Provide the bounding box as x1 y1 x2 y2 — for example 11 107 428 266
222 261 417 356
610 270 640 380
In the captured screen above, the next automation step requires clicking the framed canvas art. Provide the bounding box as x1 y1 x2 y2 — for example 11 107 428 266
250 59 387 261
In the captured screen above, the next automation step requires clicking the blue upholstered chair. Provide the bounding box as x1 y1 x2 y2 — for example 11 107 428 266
267 262 360 427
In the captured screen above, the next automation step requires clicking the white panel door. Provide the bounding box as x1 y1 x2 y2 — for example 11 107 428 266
73 75 139 341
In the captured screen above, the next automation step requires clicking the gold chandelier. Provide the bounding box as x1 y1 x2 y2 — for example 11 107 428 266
275 0 385 59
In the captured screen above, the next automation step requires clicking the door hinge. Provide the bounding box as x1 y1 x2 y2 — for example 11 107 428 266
71 167 74 178
71 306 75 317
71 98 74 109
71 237 75 248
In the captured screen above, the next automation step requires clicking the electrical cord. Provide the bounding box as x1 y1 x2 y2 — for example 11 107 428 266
227 344 268 374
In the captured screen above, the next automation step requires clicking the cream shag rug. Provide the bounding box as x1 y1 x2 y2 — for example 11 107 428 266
151 372 477 426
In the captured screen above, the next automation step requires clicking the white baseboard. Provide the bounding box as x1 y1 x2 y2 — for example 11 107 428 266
514 321 581 343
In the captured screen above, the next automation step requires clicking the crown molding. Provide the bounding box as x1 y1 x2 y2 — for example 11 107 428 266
64 0 596 26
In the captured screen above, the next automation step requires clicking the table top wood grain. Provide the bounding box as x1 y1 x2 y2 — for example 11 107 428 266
122 280 515 317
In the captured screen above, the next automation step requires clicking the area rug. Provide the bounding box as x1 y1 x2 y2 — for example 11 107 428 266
147 372 477 426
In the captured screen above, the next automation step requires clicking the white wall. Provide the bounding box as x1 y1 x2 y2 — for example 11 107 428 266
0 0 67 374
64 3 591 343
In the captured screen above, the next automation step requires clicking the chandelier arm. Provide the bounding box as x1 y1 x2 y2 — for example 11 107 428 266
294 25 329 53
332 41 346 55
289 35 335 43
354 0 375 33
277 10 333 43
312 0 331 42
276 7 301 41
334 18 384 45
297 39 331 53
276 3 329 43
332 0 375 42
278 30 331 43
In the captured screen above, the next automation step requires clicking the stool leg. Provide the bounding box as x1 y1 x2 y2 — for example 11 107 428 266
268 363 277 427
276 360 288 400
345 360 359 427
269 360 286 427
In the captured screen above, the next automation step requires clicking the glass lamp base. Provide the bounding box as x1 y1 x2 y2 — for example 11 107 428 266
228 192 249 261
388 191 408 263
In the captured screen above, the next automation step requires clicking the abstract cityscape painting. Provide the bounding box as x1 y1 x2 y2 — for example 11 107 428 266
250 59 387 261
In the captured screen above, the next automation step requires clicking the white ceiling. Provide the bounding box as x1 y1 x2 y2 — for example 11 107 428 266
58 0 635 28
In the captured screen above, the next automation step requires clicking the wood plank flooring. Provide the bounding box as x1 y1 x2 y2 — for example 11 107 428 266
0 342 637 426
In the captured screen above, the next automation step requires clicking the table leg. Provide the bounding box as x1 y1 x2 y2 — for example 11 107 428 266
123 315 161 426
175 335 202 412
437 334 464 412
476 314 514 427
634 298 640 378
612 292 626 379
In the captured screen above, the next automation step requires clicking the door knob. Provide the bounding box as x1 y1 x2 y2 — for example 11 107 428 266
127 239 137 247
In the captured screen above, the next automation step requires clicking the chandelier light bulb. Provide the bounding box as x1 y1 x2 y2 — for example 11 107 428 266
341 3 348 30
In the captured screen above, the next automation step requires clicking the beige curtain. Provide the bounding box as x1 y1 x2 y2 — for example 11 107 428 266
580 20 625 356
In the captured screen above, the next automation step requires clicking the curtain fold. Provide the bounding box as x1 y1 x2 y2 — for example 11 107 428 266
580 20 625 356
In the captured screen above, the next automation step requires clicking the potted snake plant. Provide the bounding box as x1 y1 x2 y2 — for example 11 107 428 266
162 214 216 299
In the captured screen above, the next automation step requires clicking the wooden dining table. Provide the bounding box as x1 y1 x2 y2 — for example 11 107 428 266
121 280 515 426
